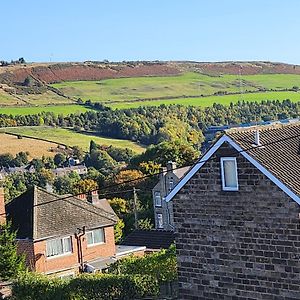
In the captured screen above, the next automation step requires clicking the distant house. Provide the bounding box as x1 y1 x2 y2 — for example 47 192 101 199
0 165 36 179
5 187 119 277
152 162 190 230
52 164 87 177
166 122 300 299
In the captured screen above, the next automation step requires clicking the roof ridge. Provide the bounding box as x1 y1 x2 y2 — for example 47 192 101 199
226 120 300 134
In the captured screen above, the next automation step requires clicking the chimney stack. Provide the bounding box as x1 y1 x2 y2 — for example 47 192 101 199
166 161 176 172
0 187 6 224
87 190 99 204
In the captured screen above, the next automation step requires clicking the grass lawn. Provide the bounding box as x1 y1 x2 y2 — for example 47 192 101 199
51 73 300 104
0 104 94 116
0 127 145 153
109 91 300 109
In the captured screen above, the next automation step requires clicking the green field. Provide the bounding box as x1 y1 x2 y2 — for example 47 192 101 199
110 91 300 109
51 73 300 104
0 89 73 107
2 72 300 113
0 127 145 153
0 104 93 116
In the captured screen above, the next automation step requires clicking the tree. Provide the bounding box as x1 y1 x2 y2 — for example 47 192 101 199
85 150 116 174
54 153 66 167
0 222 26 280
114 170 144 188
13 152 29 167
137 218 153 230
89 140 98 154
18 57 25 64
73 179 98 194
108 198 128 216
114 219 125 243
72 146 84 161
130 141 199 168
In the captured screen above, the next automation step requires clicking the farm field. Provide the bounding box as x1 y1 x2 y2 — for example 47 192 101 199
110 91 300 109
0 132 58 159
0 104 93 116
0 90 72 107
0 127 145 153
51 73 300 104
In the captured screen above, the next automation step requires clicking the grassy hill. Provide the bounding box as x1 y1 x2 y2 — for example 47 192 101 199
1 61 300 114
51 73 300 103
0 127 145 153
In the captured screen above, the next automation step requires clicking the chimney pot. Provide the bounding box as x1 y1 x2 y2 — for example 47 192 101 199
254 129 261 146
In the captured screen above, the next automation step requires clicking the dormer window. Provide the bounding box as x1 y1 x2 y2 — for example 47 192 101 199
220 157 238 191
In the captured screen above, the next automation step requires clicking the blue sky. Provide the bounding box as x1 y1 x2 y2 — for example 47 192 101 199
1 0 300 63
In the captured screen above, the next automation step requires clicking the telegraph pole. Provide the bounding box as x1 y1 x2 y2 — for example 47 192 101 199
133 187 138 229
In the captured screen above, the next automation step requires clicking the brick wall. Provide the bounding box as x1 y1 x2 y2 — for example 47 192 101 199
173 142 300 299
33 226 115 275
17 240 35 270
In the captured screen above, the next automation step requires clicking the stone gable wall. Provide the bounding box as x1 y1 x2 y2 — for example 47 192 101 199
173 142 300 299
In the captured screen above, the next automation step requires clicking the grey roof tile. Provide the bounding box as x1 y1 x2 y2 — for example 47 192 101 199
6 186 118 240
226 122 300 196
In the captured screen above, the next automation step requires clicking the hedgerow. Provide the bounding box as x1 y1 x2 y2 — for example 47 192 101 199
12 272 159 300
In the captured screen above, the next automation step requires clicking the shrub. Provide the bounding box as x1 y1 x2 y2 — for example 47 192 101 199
109 245 177 284
12 272 159 300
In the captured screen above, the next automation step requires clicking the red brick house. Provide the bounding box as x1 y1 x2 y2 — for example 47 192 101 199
166 122 300 299
5 186 118 277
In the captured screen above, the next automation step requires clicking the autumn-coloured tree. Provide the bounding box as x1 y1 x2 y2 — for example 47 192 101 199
73 179 98 194
113 169 144 188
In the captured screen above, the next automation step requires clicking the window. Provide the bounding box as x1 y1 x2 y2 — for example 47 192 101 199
46 236 72 257
157 213 163 229
154 191 162 207
168 178 174 192
220 157 238 191
86 228 105 246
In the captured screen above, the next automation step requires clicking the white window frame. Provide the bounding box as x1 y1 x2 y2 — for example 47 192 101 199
46 236 72 258
168 178 174 192
157 213 164 229
86 228 105 247
154 191 162 207
220 157 239 191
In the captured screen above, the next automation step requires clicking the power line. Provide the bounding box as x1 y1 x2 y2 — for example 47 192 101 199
1 131 300 215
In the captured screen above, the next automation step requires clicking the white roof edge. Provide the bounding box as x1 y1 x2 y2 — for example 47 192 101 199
165 135 300 205
165 135 229 202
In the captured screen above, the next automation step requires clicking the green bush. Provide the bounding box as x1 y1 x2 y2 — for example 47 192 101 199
12 272 159 300
109 245 177 284
12 272 67 300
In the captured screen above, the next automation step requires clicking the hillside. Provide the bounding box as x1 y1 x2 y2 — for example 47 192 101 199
1 61 300 111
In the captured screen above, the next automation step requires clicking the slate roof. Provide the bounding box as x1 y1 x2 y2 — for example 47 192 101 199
173 166 191 179
120 229 175 250
226 121 300 196
5 186 118 240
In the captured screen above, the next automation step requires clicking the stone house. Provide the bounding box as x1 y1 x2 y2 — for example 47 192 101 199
152 162 190 230
52 164 88 177
166 122 300 299
4 186 118 277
